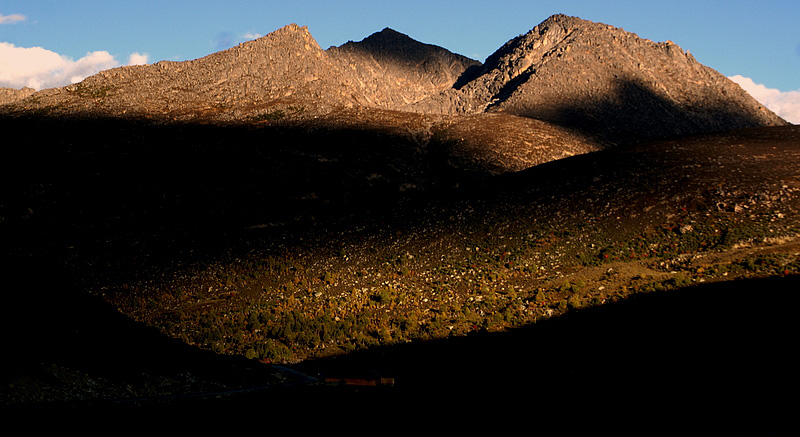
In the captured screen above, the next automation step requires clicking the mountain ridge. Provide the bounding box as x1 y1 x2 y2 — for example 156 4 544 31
328 27 480 109
0 14 788 171
411 14 786 142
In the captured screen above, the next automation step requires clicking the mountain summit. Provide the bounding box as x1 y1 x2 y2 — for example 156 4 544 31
1 14 787 149
328 28 480 108
414 14 786 143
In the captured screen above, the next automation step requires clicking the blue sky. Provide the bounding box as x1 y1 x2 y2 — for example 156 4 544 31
2 0 799 121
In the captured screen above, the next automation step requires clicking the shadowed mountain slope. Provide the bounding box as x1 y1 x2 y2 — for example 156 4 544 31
3 111 798 417
328 28 481 109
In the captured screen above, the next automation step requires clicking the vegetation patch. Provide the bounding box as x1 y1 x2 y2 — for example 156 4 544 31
102 195 800 364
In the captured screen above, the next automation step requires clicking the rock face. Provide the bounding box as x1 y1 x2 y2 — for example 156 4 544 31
2 24 360 119
0 24 479 121
328 28 480 109
1 15 787 151
0 87 35 105
414 14 786 143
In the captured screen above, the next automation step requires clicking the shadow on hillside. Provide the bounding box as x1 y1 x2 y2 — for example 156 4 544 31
1 108 785 283
453 64 485 89
492 77 778 145
5 253 796 422
1 115 481 285
2 115 797 425
294 275 798 414
0 253 314 410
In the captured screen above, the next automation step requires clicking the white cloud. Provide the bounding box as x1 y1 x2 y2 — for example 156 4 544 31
242 32 263 40
0 42 149 90
127 52 149 65
0 13 27 24
729 75 800 124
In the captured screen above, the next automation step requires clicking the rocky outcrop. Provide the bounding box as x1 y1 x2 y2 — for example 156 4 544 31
1 24 361 119
414 14 786 143
0 87 35 105
328 28 480 109
0 24 478 122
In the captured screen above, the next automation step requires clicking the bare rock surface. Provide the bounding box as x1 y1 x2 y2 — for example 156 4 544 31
0 87 35 105
0 14 788 170
414 14 786 143
328 28 480 110
2 24 359 120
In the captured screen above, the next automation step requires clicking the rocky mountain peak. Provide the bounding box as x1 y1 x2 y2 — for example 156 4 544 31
210 22 323 62
1 14 786 144
413 14 786 143
369 27 412 41
273 22 310 35
351 27 433 54
327 27 480 109
331 27 475 67
482 13 579 70
249 23 320 49
468 14 639 102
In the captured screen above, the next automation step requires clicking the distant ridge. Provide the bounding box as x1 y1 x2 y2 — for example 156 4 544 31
1 14 787 151
328 28 481 108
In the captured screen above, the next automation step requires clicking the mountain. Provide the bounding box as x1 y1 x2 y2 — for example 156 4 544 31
1 24 358 119
0 24 479 122
2 15 786 138
414 14 787 143
2 16 799 419
328 28 481 109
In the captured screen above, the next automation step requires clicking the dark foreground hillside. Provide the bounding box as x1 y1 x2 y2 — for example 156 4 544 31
4 247 797 431
1 116 798 432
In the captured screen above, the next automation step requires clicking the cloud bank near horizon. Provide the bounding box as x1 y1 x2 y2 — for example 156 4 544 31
729 75 800 124
0 42 149 90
